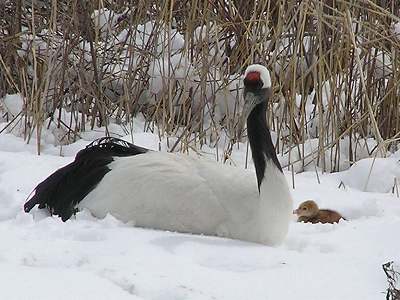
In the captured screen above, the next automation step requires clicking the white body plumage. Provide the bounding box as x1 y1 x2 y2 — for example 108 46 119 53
79 151 292 245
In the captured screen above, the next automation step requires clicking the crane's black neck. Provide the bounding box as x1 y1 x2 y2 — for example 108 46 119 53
246 93 283 191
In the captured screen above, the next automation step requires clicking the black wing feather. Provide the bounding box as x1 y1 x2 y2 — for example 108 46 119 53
24 137 148 221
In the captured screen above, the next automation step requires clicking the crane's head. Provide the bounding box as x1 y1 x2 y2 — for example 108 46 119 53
241 64 272 124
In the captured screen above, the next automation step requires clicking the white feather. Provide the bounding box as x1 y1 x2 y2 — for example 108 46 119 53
257 160 293 245
79 151 292 245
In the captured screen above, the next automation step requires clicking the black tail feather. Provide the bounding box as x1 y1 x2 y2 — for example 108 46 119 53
24 137 148 221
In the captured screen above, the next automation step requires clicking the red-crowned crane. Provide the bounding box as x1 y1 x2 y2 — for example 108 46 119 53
24 64 293 246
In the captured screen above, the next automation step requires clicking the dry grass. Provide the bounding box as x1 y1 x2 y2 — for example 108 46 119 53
383 261 400 300
0 0 399 171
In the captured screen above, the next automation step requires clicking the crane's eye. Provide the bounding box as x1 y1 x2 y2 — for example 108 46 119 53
302 207 307 210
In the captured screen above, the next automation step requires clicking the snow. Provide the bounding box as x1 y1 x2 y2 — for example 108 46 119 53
1 94 24 118
0 118 399 299
342 157 400 193
393 22 400 36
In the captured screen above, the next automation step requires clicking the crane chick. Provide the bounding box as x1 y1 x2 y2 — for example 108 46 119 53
294 200 345 224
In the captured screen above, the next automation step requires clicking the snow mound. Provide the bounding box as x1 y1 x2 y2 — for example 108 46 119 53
1 94 23 118
342 157 400 193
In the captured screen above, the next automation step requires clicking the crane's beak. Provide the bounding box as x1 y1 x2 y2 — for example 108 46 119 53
238 91 258 133
239 88 270 133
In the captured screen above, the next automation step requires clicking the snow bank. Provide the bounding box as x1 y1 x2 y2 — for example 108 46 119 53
342 157 400 193
1 94 24 118
0 118 397 299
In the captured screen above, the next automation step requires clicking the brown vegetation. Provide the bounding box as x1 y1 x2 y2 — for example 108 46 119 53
0 0 399 171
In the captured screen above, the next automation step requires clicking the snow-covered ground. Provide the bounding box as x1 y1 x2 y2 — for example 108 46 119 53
0 119 399 300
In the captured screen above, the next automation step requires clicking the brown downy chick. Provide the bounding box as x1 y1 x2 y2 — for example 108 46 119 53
293 200 345 224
